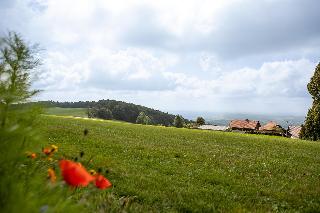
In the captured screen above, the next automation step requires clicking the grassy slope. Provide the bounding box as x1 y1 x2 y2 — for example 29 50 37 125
44 107 87 117
37 115 320 212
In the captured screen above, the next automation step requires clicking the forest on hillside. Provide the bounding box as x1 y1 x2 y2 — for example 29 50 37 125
37 100 187 126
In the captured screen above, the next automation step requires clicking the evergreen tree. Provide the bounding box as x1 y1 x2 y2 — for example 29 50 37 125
307 63 320 101
301 63 320 141
0 32 40 127
0 32 78 212
173 115 184 128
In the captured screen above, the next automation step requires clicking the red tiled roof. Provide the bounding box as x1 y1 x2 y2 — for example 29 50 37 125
288 126 302 138
229 119 260 130
259 121 279 131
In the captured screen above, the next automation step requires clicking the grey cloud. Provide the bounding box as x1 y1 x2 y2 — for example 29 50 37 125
119 6 175 48
27 0 48 12
204 0 320 58
0 0 16 8
119 0 320 60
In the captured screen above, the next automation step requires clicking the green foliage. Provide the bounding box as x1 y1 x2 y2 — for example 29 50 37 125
184 122 198 129
196 116 205 125
38 115 320 212
173 114 184 128
45 107 87 117
301 63 320 141
88 107 113 120
0 32 82 213
0 32 40 127
45 100 178 126
136 112 152 125
307 63 320 101
0 124 83 213
300 101 320 140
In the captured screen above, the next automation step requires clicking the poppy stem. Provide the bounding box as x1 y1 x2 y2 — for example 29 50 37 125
86 155 94 165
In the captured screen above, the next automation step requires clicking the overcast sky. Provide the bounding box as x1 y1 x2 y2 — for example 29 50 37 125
1 0 319 115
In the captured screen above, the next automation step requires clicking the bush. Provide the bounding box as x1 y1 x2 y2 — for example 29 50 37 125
173 115 185 128
136 112 152 125
196 117 205 126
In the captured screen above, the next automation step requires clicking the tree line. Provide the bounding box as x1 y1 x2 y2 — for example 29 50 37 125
38 100 193 127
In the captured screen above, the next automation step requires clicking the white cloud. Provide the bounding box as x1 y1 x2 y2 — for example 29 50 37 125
165 58 315 98
2 0 319 115
36 58 315 115
35 47 179 91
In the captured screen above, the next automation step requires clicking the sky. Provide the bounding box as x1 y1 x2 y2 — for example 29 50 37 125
1 0 320 115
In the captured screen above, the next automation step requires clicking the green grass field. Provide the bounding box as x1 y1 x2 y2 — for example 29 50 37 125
36 115 320 212
44 107 87 117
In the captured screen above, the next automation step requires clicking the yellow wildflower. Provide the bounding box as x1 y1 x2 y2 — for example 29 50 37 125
48 168 56 183
51 145 58 152
89 169 97 176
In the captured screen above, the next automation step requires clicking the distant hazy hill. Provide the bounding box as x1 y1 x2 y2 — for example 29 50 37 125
208 114 304 128
176 111 304 128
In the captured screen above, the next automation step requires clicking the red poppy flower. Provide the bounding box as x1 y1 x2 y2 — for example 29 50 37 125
42 145 58 156
42 148 52 156
26 151 37 159
95 174 112 189
59 160 94 187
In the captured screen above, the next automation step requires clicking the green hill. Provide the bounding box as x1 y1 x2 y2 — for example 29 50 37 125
45 107 88 117
39 100 180 126
36 115 320 212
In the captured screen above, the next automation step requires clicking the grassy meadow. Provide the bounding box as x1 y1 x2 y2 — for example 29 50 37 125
44 107 88 117
35 114 320 212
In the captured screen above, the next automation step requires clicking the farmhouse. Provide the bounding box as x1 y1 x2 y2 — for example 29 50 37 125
288 125 302 139
259 121 285 136
229 119 261 132
198 125 229 131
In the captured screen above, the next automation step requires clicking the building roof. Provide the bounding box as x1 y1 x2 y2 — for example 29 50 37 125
259 121 283 131
198 125 229 131
229 119 260 130
288 126 302 139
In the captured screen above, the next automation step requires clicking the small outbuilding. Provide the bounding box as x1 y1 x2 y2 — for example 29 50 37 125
259 121 285 136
